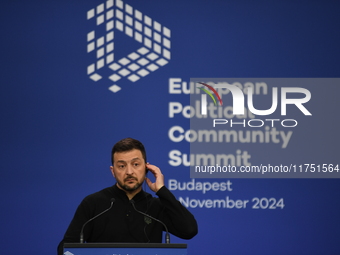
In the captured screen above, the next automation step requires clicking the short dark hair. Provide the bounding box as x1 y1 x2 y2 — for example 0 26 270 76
111 138 147 165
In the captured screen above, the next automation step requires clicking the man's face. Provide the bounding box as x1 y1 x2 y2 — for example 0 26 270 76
110 149 146 193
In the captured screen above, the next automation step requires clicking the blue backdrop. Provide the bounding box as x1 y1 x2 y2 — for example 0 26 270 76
1 1 340 254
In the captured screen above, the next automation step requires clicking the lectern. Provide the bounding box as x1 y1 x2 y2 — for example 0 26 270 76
63 243 187 255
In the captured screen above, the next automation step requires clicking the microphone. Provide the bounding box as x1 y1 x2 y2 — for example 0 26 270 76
130 199 170 244
80 198 115 243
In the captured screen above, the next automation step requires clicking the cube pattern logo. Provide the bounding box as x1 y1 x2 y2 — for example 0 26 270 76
86 0 171 93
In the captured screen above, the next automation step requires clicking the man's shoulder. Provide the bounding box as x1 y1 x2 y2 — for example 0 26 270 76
82 186 115 203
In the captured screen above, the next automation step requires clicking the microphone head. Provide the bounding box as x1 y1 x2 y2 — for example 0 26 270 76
110 198 116 203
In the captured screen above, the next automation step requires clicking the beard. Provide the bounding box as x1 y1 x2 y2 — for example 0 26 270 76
117 177 143 192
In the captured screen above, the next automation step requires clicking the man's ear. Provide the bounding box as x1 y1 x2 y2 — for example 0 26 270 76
110 166 115 178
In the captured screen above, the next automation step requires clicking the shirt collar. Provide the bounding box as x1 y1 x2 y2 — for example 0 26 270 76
112 183 150 202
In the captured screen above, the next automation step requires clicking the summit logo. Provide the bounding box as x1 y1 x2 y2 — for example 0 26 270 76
86 0 171 93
